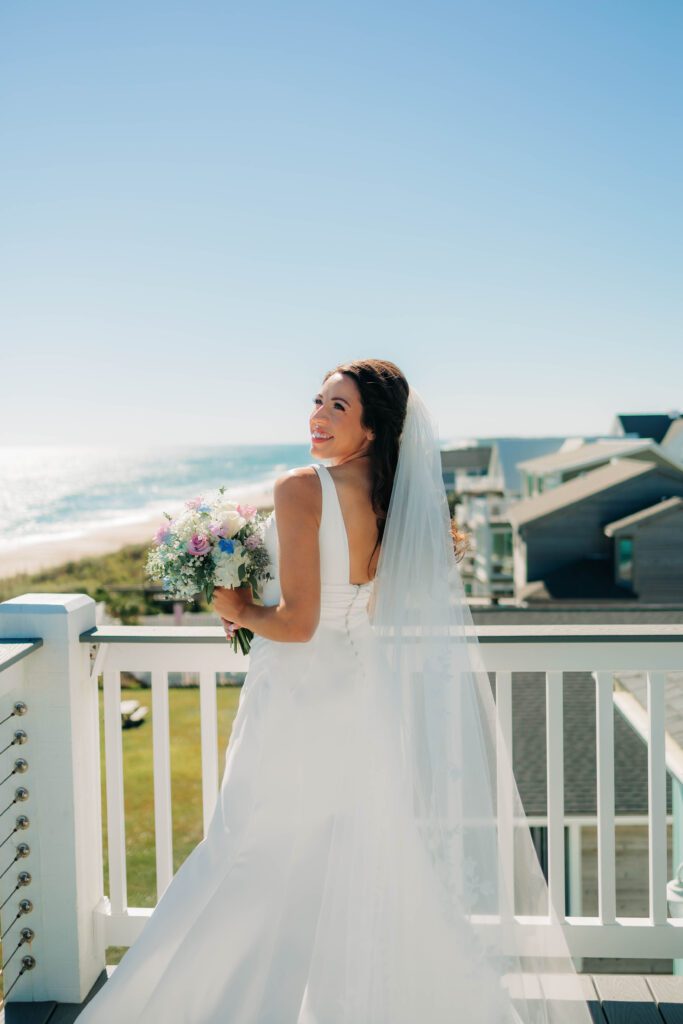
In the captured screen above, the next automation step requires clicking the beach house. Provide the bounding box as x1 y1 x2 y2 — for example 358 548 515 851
506 458 683 605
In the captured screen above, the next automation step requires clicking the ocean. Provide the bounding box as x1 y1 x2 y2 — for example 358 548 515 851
0 434 571 556
0 444 312 552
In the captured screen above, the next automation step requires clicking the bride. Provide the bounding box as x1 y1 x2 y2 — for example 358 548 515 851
77 359 594 1023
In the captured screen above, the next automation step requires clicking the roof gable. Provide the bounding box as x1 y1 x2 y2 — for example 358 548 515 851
506 458 658 528
604 496 683 535
616 414 677 444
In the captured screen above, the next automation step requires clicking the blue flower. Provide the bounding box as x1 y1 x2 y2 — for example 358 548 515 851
162 576 171 591
218 538 235 554
198 503 211 514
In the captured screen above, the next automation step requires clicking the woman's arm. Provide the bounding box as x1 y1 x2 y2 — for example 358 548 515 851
212 469 321 643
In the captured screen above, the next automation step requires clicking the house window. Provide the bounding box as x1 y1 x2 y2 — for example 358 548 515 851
492 529 512 560
616 537 634 584
491 528 513 574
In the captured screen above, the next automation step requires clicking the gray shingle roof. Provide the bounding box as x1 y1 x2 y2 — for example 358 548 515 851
440 446 492 471
506 458 654 527
613 670 683 770
617 414 679 444
504 670 661 816
441 437 574 495
517 439 652 475
470 607 679 817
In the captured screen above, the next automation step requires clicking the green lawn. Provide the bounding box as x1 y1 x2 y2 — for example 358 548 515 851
101 684 243 965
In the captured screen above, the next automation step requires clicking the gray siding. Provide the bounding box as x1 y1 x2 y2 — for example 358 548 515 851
522 470 683 584
632 508 683 601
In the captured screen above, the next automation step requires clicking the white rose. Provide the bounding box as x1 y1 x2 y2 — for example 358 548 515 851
213 499 240 517
217 510 246 538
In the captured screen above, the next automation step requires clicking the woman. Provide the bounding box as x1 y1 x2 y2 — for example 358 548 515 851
78 359 593 1022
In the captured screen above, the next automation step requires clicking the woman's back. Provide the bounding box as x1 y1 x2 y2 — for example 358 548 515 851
259 460 379 614
317 460 380 585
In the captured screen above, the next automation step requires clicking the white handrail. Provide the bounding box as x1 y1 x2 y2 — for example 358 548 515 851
1 595 682 1006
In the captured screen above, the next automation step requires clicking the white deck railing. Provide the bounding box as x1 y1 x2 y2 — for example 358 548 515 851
1 593 682 1007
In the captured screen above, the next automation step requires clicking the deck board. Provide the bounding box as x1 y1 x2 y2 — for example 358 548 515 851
2 972 683 1021
593 974 667 1022
645 976 683 1024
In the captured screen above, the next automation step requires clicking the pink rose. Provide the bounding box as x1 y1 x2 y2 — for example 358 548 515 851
237 503 257 521
185 496 204 510
187 533 212 556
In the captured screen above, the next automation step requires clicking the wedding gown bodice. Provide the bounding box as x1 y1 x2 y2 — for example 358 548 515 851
260 462 374 634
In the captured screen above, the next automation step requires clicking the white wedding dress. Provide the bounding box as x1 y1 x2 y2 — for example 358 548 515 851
77 462 523 1023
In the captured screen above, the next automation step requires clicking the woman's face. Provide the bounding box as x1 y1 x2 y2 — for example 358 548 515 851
309 371 374 464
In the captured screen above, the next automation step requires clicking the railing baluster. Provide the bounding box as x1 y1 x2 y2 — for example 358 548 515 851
103 668 127 915
647 670 667 925
199 670 219 836
546 670 565 920
495 671 515 918
567 821 583 916
69 621 683 959
151 670 174 898
595 671 616 924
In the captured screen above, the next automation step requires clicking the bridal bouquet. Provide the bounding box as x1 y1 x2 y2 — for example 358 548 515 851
145 488 273 654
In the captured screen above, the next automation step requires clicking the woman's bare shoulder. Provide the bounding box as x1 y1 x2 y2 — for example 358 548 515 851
273 466 321 516
326 460 372 504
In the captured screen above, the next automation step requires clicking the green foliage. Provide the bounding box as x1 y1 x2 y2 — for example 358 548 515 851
0 543 167 623
0 528 275 622
105 592 148 625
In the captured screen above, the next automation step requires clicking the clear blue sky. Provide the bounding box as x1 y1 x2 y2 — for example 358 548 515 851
1 1 681 445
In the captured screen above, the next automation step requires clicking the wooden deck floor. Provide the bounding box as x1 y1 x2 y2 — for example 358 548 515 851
588 974 683 1022
2 972 683 1022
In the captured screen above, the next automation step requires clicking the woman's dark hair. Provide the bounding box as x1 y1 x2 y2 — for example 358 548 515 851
322 358 469 572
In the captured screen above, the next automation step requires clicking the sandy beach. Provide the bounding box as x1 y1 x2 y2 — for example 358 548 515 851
0 485 275 582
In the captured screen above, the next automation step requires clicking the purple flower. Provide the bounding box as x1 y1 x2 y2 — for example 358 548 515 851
154 524 172 545
187 533 212 556
244 533 261 550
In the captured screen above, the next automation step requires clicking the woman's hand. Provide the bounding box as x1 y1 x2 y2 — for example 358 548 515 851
212 584 254 629
220 617 238 641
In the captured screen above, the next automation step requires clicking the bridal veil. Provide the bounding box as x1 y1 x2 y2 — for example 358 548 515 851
301 386 595 1023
